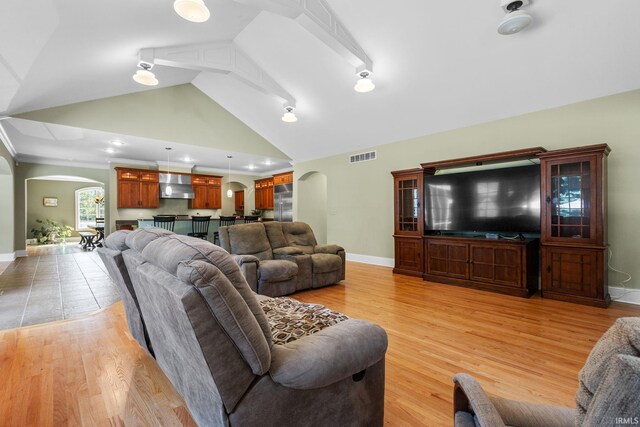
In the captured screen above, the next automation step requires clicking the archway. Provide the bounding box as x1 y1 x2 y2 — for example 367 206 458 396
25 175 104 247
221 180 249 216
0 157 14 259
298 171 327 244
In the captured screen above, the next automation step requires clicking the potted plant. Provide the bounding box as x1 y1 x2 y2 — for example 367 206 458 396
250 209 262 217
31 219 73 244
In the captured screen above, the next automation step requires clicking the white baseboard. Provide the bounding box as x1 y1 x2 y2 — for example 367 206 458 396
15 250 26 257
610 287 640 306
0 252 16 262
346 253 394 268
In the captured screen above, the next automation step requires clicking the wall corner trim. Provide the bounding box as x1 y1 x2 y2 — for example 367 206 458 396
346 253 394 268
0 252 17 262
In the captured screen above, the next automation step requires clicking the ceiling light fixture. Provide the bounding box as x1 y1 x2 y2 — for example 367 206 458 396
174 0 210 23
111 140 125 146
282 106 298 123
354 70 375 93
104 147 115 154
498 0 533 35
227 155 233 198
133 62 158 86
165 147 173 196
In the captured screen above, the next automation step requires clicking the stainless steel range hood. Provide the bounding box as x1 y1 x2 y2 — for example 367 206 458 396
159 173 194 199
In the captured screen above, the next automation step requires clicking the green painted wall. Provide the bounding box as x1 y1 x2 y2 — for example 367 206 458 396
26 180 104 241
0 140 14 256
16 84 289 160
14 163 110 251
295 89 640 289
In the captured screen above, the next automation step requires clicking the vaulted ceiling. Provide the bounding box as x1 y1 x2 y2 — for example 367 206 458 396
1 0 639 170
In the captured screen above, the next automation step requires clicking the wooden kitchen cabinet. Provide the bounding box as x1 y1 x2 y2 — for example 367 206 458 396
254 178 274 210
115 168 159 209
189 175 222 210
273 171 293 185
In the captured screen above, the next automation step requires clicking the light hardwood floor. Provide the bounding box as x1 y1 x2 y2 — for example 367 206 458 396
1 262 639 426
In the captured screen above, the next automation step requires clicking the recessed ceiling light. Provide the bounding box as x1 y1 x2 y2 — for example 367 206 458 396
247 164 256 170
104 148 115 154
111 140 125 146
264 159 273 166
183 157 192 163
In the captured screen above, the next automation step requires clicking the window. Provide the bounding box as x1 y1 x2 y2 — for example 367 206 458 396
75 187 105 230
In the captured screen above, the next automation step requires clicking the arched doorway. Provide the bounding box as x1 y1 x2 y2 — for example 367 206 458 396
0 157 14 259
298 171 327 244
25 175 104 247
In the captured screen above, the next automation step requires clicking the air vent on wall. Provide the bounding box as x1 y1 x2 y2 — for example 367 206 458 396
349 151 377 164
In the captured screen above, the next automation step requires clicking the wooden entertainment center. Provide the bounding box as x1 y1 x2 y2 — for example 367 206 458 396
392 144 610 307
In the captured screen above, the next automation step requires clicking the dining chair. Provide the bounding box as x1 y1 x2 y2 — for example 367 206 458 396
188 216 211 240
213 216 236 245
153 215 176 232
243 215 260 224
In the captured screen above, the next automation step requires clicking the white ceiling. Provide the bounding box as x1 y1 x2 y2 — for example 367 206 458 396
1 0 640 167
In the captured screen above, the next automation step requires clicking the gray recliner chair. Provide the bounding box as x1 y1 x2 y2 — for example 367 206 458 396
453 317 640 426
118 229 388 426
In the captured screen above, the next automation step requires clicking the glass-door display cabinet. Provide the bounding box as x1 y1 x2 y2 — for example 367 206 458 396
539 144 610 306
392 169 424 276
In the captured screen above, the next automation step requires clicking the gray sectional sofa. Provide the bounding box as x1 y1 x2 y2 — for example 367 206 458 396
98 228 387 427
218 221 345 297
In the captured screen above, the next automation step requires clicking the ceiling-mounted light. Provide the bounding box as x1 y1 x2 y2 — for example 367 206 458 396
174 0 210 23
282 106 298 123
227 155 233 198
165 148 173 196
498 0 533 35
354 70 375 93
133 62 158 86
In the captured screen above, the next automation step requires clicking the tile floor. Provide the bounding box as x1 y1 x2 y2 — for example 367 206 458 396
0 244 120 330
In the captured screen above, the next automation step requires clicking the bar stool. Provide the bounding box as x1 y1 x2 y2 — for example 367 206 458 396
153 215 176 232
188 216 211 240
243 215 260 224
213 216 236 245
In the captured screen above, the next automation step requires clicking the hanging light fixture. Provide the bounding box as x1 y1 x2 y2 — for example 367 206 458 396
498 0 533 35
133 63 158 86
227 155 233 198
354 70 375 93
282 106 297 123
174 0 211 23
165 148 173 196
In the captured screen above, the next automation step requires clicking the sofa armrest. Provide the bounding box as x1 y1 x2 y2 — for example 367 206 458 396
231 254 260 293
314 244 344 255
269 319 387 390
452 374 506 427
273 246 305 256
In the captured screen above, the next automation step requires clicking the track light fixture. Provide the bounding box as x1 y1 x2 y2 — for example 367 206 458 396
498 0 533 35
133 62 158 86
174 0 210 23
354 70 375 93
282 106 298 123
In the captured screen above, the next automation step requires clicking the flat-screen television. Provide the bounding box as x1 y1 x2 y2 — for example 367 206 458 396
424 164 541 233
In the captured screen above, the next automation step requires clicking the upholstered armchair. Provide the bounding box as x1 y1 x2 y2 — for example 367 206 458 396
266 221 345 288
118 230 388 426
218 222 301 296
453 317 640 426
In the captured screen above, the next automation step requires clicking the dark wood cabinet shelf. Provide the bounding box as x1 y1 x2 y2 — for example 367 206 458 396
423 235 539 298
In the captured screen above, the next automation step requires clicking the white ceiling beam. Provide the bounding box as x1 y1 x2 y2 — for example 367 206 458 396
234 0 373 72
140 41 296 106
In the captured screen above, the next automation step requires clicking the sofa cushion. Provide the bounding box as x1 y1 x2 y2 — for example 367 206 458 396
228 223 273 261
104 230 131 251
260 297 349 345
575 317 640 425
282 222 317 254
263 222 287 249
177 260 271 375
141 234 272 346
125 227 174 253
258 260 297 282
311 253 342 274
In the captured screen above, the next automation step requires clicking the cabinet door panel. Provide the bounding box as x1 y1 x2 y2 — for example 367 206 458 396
139 182 159 208
189 185 208 209
427 241 468 279
394 238 423 273
208 186 221 209
470 244 522 287
543 247 600 298
117 181 139 208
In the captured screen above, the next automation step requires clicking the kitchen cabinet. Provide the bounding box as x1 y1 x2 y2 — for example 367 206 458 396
254 178 274 210
189 175 222 210
273 172 293 185
116 168 159 209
